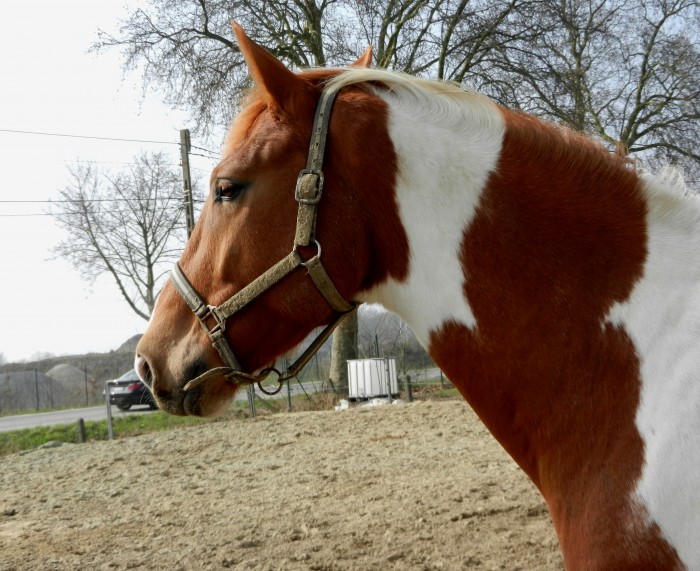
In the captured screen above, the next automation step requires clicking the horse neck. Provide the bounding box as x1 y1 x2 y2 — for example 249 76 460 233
359 98 697 564
360 97 648 359
358 88 507 344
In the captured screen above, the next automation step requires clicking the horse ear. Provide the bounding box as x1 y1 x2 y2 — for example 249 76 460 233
232 22 305 107
351 46 373 68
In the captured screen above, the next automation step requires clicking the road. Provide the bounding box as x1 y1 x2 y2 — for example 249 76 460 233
0 404 157 433
0 381 323 433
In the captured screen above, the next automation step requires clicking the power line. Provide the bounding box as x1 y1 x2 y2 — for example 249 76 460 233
0 213 54 217
0 128 221 157
1 127 219 174
0 127 178 146
0 197 206 219
0 198 206 204
10 159 182 170
0 202 204 217
0 205 205 217
191 144 219 156
190 151 219 160
4 157 212 174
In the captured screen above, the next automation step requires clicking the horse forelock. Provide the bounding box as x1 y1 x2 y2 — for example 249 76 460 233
221 95 268 156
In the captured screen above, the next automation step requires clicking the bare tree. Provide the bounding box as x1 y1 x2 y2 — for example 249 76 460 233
50 152 192 320
93 0 339 133
343 0 524 82
496 0 700 169
94 0 528 130
329 310 358 396
97 0 700 166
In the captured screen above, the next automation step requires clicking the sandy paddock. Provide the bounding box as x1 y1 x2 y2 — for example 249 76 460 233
0 400 562 570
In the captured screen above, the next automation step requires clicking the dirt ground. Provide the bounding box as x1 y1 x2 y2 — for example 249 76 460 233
0 399 563 570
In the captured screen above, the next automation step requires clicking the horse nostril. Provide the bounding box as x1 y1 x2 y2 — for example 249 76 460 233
135 354 153 388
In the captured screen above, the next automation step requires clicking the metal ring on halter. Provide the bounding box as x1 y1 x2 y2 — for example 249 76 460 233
256 367 285 396
293 240 322 262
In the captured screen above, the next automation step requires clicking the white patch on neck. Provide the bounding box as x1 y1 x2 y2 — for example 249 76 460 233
606 171 700 568
357 84 505 346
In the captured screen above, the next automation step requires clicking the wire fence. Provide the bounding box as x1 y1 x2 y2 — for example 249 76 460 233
241 356 453 417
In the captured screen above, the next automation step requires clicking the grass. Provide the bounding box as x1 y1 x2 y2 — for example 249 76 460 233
0 383 460 457
0 411 220 457
410 381 460 400
0 389 339 457
248 387 341 414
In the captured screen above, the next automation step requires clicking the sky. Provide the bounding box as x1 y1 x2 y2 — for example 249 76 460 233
0 1 220 363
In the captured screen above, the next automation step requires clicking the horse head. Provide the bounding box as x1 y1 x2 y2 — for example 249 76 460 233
135 25 408 416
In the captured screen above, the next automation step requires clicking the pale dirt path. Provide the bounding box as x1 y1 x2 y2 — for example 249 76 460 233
0 400 563 570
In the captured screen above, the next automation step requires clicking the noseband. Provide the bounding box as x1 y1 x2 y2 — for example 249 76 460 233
171 83 359 395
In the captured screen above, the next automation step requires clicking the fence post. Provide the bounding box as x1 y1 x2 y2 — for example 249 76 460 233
247 384 256 418
403 374 413 402
77 418 87 443
104 381 114 440
384 358 392 403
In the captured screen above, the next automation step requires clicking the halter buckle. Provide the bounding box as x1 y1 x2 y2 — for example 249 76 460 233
295 170 324 204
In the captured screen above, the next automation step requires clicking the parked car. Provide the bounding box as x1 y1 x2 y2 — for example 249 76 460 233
105 369 157 411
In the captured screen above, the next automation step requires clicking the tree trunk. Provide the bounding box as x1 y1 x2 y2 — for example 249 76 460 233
329 311 358 398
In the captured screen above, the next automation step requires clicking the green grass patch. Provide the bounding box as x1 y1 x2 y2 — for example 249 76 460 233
0 391 329 457
0 412 218 457
411 381 460 400
430 387 460 398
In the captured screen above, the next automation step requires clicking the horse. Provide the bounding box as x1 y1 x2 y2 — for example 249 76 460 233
135 24 700 570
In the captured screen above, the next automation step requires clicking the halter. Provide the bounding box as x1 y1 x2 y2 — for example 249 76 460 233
170 84 359 396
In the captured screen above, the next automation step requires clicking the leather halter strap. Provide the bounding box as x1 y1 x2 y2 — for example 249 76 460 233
170 83 358 394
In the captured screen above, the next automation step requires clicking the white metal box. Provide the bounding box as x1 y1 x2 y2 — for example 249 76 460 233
347 358 399 400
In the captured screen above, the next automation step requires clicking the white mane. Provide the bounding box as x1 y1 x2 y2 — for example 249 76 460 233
327 67 699 206
325 67 502 138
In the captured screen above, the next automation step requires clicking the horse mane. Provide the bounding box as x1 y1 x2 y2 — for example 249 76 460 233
326 68 504 140
228 65 693 207
326 69 649 201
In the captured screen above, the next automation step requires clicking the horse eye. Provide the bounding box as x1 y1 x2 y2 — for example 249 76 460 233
215 180 246 202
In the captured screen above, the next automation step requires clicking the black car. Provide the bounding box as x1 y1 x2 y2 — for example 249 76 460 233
106 369 157 411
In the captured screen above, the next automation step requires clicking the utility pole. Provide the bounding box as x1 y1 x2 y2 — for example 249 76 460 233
34 368 40 411
84 364 89 406
180 129 195 237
